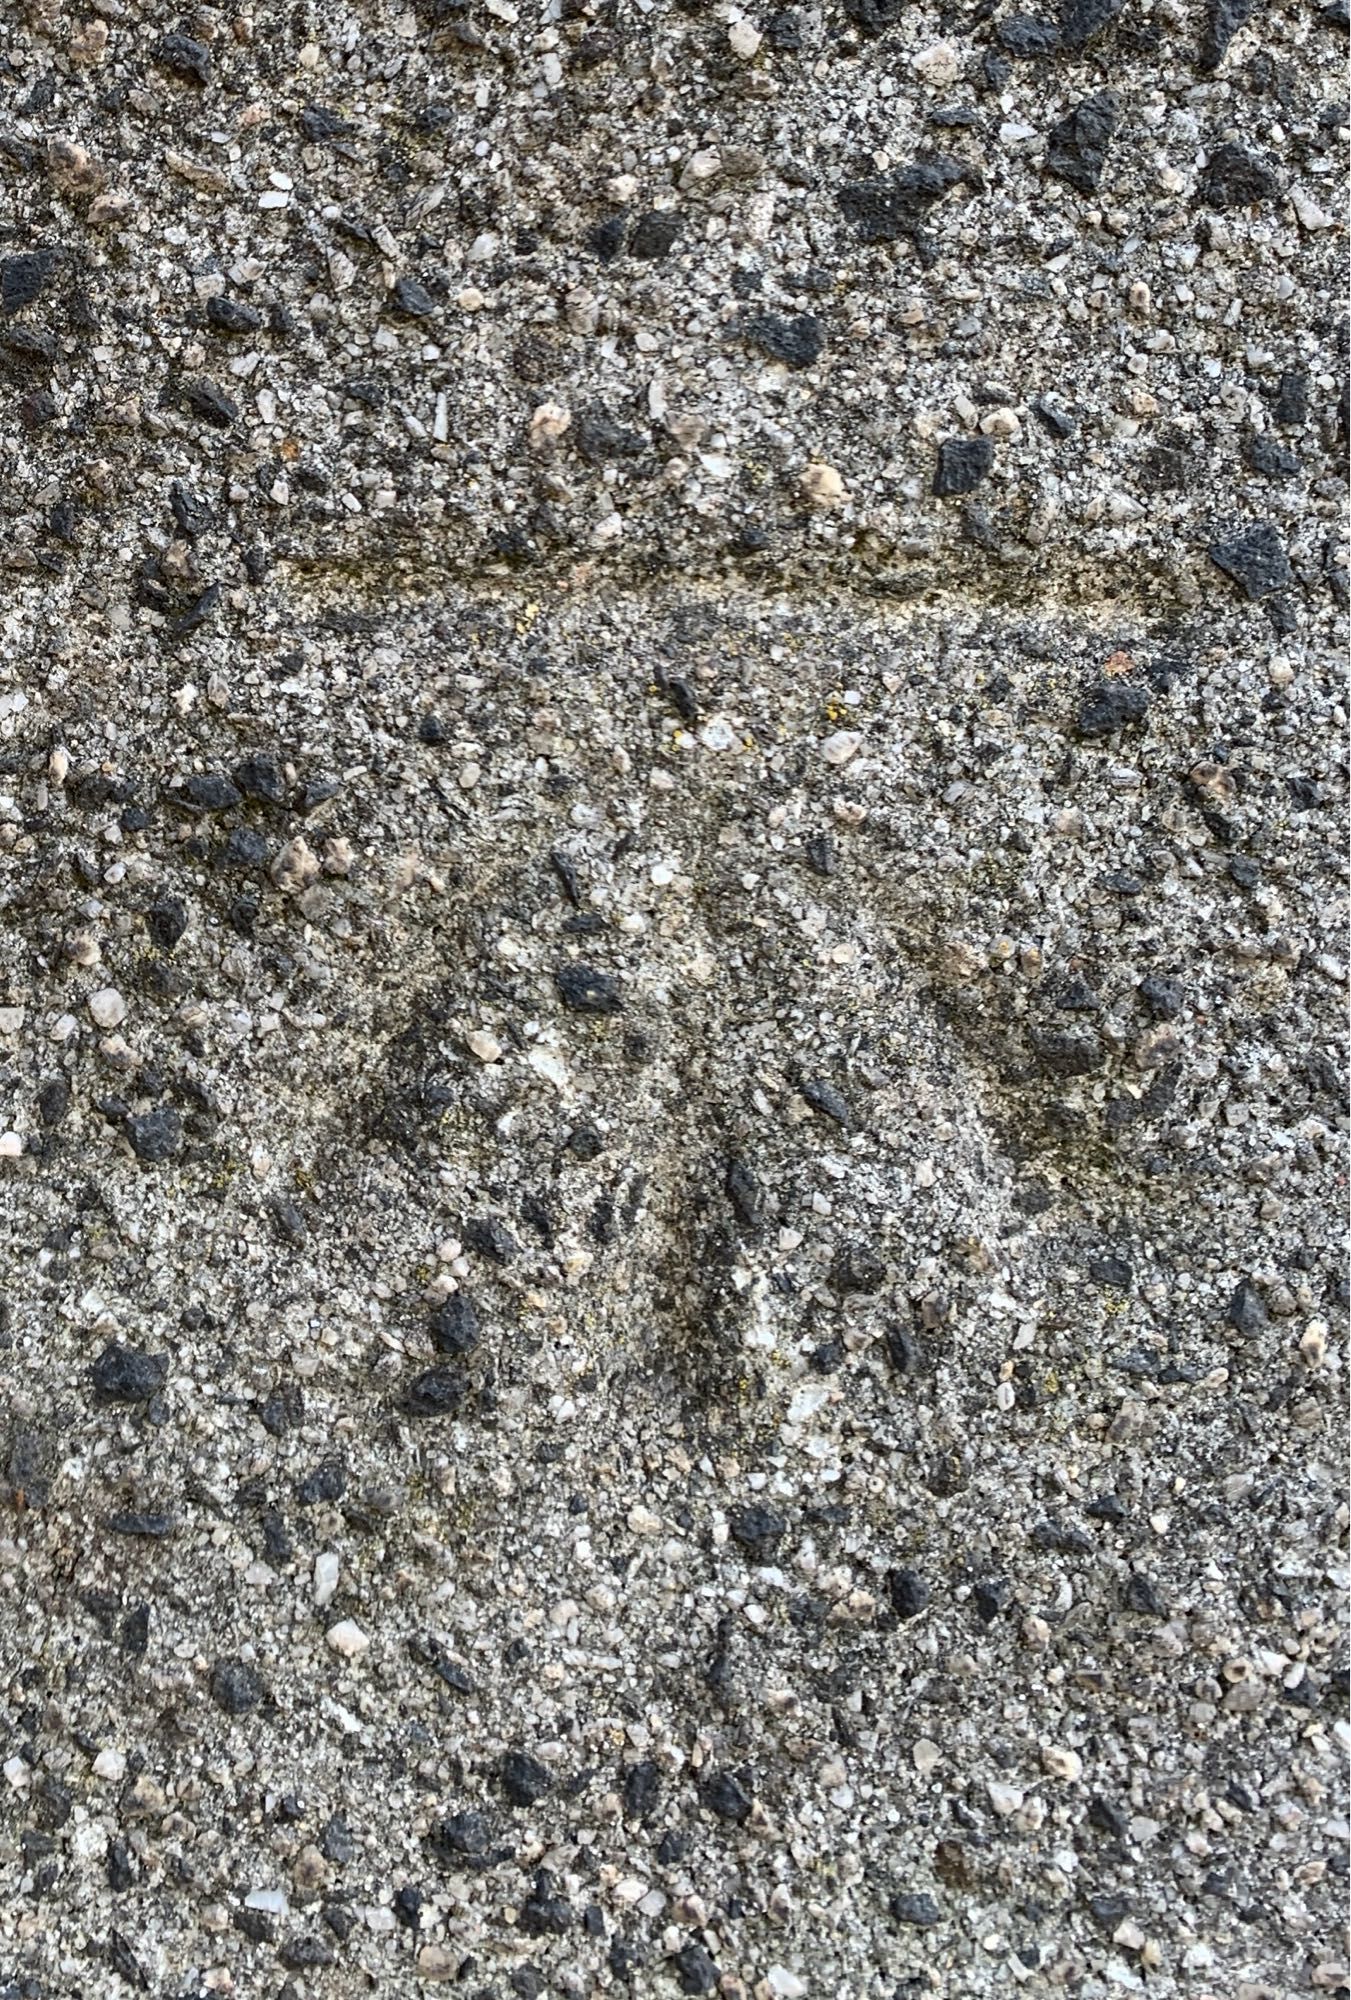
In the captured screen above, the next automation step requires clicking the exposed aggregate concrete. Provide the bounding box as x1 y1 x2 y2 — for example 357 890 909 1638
0 1 1345 1997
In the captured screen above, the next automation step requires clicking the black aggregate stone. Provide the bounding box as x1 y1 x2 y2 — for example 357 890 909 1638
1 250 58 312
21 388 57 429
1123 1573 1166 1616
463 1215 519 1263
401 1367 467 1419
122 1604 151 1655
889 1892 942 1926
267 1195 308 1244
841 0 906 30
1087 1795 1131 1839
37 1078 69 1127
1209 523 1293 600
629 211 682 259
1245 435 1300 479
1059 0 1124 45
166 583 222 641
887 1323 923 1375
409 1635 475 1693
278 1935 335 1969
221 826 269 871
319 1816 357 1865
296 1458 346 1505
169 483 213 540
673 1941 719 1994
831 1240 887 1293
934 437 995 497
575 410 646 462
127 1109 183 1162
887 1568 931 1619
1228 1280 1268 1335
728 1504 787 1554
1077 681 1150 737
973 1576 1013 1622
1030 398 1077 440
836 158 971 243
1199 143 1280 209
430 1293 481 1355
90 1344 167 1402
1032 1515 1095 1555
299 104 351 142
49 496 78 542
431 1810 490 1857
156 33 211 83
182 380 240 427
391 276 436 318
555 963 623 1014
107 1511 175 1537
623 1760 661 1819
1045 91 1120 194
702 1769 753 1821
743 312 825 370
800 1077 851 1125
8 1431 52 1515
105 1934 148 1987
1199 0 1257 69
1270 368 1308 428
206 295 263 335
725 1158 763 1230
1028 1028 1103 1075
501 1750 553 1808
393 1884 424 1929
589 214 627 261
519 1872 572 1936
232 756 286 804
146 896 188 948
261 1511 293 1565
1139 973 1186 1019
996 12 1062 54
182 773 242 812
2 324 55 363
1054 974 1100 1012
209 1657 266 1715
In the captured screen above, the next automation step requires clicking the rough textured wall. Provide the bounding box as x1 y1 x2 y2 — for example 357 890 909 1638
0 1 1346 1997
